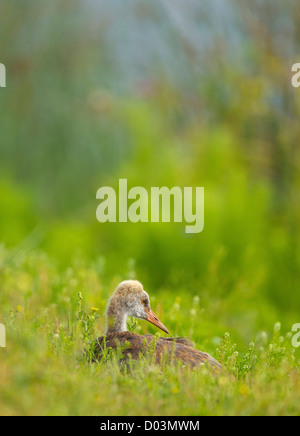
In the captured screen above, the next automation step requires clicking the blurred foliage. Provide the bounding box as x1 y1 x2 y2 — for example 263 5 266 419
0 0 300 352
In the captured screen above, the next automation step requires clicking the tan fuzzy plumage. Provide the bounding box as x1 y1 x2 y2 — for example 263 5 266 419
92 280 221 370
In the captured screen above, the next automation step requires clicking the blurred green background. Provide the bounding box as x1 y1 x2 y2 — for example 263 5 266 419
0 0 299 344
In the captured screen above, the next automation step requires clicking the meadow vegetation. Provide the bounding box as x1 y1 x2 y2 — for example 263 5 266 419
0 1 300 416
0 247 299 416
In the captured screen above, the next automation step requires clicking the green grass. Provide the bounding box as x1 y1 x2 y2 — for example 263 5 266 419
0 248 299 416
0 1 300 417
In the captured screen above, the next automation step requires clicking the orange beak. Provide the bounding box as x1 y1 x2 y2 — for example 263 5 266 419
145 309 170 335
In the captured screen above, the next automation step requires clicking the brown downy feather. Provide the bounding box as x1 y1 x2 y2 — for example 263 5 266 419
92 332 221 370
91 280 221 371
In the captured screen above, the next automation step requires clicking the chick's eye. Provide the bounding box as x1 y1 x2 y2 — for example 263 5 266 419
142 298 148 306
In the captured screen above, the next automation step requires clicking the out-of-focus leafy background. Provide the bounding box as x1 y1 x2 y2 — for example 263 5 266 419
0 0 300 415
